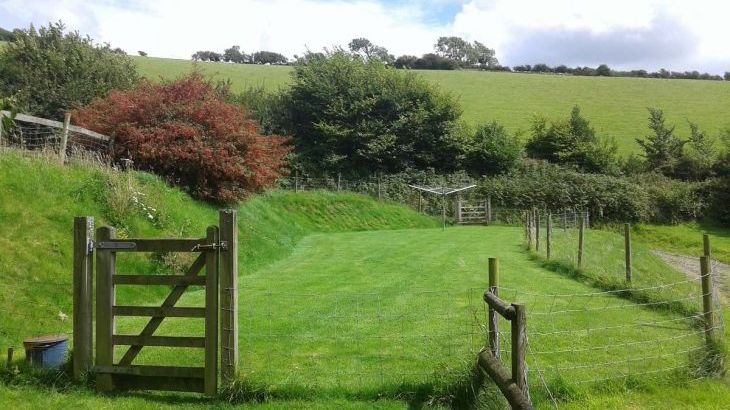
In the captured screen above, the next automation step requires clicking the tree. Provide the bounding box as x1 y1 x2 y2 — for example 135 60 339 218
348 38 393 64
0 27 15 41
676 122 717 180
725 72 730 81
468 41 499 69
435 36 470 64
282 51 465 176
72 73 290 204
467 121 523 176
252 51 287 65
636 108 685 176
412 53 457 70
0 22 138 120
223 45 248 63
191 50 222 62
394 55 418 69
596 64 611 76
137 50 148 57
526 106 619 174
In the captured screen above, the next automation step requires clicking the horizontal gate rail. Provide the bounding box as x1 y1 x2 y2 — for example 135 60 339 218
96 238 208 252
112 306 206 318
95 365 205 378
113 335 206 348
113 275 207 286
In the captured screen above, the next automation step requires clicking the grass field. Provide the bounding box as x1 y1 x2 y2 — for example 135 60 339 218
1 152 729 408
132 56 730 155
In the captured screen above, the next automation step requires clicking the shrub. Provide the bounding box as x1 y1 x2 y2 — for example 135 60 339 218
466 121 523 176
281 51 465 176
72 73 290 204
0 22 138 120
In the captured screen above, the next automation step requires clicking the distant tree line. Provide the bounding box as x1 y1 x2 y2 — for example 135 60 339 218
511 63 727 81
0 27 16 41
191 46 288 65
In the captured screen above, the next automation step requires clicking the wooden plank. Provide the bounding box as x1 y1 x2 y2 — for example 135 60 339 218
1 110 111 142
113 306 206 318
95 365 204 378
111 374 205 393
205 226 219 396
113 275 206 286
73 216 94 380
219 210 238 383
117 253 206 365
95 226 116 392
484 291 515 320
477 350 533 410
113 335 205 348
97 238 206 252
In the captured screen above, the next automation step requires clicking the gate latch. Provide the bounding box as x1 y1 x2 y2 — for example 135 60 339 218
193 241 228 251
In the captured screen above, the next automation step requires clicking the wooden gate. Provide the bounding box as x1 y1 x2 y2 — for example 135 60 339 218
93 226 221 395
456 197 492 225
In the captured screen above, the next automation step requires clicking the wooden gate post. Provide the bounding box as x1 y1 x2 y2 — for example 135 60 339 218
73 217 94 380
205 226 220 396
625 223 632 282
219 210 238 384
488 258 499 358
95 226 116 392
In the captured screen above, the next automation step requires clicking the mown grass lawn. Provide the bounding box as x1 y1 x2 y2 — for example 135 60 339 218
132 56 730 155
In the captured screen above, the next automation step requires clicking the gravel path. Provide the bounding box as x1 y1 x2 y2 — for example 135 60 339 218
653 250 730 303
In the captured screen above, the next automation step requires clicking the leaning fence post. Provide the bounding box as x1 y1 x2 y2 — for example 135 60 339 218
546 212 552 260
578 215 585 268
73 216 94 380
59 112 71 163
511 303 530 406
488 258 500 359
624 223 632 282
700 256 717 346
219 210 238 384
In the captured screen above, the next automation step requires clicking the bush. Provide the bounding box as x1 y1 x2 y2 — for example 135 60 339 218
72 73 290 204
466 121 523 176
0 22 138 120
281 51 465 176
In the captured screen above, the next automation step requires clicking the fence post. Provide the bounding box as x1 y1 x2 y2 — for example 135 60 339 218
511 303 530 405
219 210 238 384
205 226 220 396
95 226 115 392
534 210 540 252
59 112 71 163
625 223 632 282
546 212 552 260
456 199 462 224
377 173 382 201
294 170 299 193
73 216 94 380
337 173 342 191
0 114 4 147
700 256 717 346
488 258 499 358
578 215 585 268
486 195 492 225
526 211 533 250
703 233 712 261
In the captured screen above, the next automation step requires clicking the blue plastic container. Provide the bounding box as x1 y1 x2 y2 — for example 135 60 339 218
23 335 68 368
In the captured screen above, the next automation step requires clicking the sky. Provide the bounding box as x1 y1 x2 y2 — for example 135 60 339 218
1 0 729 74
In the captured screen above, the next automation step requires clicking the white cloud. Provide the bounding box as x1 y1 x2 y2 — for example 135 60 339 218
1 0 729 73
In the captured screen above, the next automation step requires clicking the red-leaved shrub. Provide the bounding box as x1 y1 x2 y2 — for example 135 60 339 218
73 73 290 203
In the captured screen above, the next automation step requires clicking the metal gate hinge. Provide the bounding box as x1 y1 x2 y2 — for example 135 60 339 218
87 239 94 254
193 241 228 251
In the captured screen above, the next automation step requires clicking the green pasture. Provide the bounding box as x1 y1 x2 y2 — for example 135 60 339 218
132 56 730 155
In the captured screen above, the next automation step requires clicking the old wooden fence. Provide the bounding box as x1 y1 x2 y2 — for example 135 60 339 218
72 210 239 396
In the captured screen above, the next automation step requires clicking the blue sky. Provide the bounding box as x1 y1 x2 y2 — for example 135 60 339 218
0 0 728 74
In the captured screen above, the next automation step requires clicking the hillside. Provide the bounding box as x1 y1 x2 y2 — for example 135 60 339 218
132 56 730 155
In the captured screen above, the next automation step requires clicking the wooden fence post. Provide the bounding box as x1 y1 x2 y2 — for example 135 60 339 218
205 226 220 396
578 216 585 268
535 209 540 253
526 211 533 250
703 233 712 261
625 223 632 282
337 173 342 191
0 114 4 147
294 170 299 193
511 303 530 405
73 216 94 380
546 212 552 260
6 348 13 369
486 195 492 225
59 112 70 163
488 258 500 358
219 210 238 384
95 226 116 392
377 173 382 201
700 256 717 345
456 199 462 224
